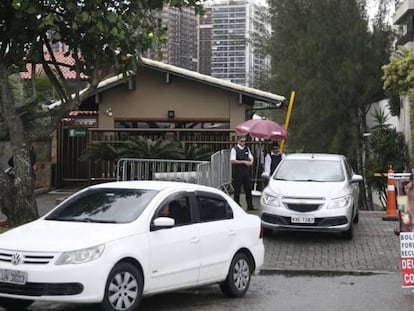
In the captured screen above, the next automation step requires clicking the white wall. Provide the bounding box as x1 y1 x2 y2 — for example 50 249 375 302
366 98 399 129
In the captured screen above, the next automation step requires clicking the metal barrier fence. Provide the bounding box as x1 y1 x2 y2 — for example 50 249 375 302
210 149 233 192
116 149 233 192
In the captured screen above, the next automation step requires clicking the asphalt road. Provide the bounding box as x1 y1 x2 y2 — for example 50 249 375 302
0 190 404 310
12 272 414 311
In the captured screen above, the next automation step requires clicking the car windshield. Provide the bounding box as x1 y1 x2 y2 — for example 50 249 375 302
45 188 159 223
273 159 345 182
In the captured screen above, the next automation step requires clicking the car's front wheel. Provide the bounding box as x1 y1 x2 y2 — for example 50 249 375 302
0 297 33 310
101 262 143 311
353 208 359 224
342 222 353 240
263 227 273 236
220 252 251 297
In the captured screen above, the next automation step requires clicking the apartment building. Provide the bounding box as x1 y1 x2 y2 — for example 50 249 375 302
210 0 270 87
146 6 199 71
392 0 413 151
198 7 213 75
147 1 270 87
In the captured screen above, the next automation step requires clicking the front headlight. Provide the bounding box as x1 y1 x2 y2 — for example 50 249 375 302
261 192 280 206
56 244 105 265
329 195 352 209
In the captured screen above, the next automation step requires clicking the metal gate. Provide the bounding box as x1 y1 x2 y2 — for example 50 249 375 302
57 123 90 187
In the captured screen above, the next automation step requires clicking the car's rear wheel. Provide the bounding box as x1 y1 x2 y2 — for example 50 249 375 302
101 262 143 311
220 252 251 297
0 298 33 310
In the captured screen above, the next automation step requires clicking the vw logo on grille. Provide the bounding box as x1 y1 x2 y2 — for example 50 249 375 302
11 253 22 265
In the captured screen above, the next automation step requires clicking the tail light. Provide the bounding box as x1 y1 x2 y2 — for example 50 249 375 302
259 224 264 239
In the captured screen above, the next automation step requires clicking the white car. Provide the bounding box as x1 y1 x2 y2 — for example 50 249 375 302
260 153 363 239
0 181 264 311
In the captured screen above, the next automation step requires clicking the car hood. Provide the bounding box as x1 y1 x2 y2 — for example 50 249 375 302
266 179 351 198
0 219 138 252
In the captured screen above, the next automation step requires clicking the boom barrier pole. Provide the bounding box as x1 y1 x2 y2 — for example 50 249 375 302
280 91 295 153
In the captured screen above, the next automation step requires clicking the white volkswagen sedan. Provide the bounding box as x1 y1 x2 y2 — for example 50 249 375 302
260 153 363 239
0 181 264 311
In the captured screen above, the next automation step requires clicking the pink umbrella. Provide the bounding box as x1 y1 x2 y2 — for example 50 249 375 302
235 117 288 140
235 117 288 195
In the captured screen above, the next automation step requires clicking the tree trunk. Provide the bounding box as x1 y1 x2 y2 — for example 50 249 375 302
358 107 374 211
0 64 38 226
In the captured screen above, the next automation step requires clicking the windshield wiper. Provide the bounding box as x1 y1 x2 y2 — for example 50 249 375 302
46 217 117 223
82 218 117 223
289 179 321 182
46 216 79 222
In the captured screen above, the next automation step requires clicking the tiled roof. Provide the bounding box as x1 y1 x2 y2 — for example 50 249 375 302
47 57 286 110
68 111 99 116
20 52 88 80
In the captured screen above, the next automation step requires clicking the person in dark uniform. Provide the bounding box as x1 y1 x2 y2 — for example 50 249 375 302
263 141 285 178
6 144 37 177
230 135 254 210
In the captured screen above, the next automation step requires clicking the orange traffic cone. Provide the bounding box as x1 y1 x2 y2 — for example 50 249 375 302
383 166 399 221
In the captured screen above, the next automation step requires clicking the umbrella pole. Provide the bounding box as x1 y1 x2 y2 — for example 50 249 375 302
252 142 262 194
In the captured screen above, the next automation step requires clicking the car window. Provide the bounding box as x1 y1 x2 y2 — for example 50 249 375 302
155 196 192 226
343 158 354 179
45 188 159 223
197 196 233 222
273 159 345 182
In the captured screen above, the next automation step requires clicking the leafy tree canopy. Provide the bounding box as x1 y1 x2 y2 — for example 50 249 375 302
383 47 414 107
0 0 204 226
264 0 393 162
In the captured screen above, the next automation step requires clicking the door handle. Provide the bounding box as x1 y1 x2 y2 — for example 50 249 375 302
228 229 236 236
190 237 200 244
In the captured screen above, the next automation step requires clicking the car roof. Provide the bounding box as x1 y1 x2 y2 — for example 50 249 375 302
87 180 218 193
284 153 345 161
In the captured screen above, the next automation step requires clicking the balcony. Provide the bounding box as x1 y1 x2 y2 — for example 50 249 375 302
393 0 414 24
396 31 414 47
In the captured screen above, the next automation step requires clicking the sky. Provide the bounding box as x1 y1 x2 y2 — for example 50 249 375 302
367 0 395 24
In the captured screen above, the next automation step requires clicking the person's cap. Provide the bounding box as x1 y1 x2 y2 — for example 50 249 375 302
272 141 279 148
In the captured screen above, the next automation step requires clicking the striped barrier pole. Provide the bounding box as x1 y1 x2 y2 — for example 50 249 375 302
383 166 399 221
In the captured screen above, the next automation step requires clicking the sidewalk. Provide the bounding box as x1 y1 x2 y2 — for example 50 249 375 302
35 189 402 275
36 188 76 217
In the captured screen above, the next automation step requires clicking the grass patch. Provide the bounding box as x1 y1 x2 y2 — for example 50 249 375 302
0 221 11 234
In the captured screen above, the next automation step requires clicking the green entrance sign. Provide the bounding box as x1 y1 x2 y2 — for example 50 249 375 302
69 128 87 137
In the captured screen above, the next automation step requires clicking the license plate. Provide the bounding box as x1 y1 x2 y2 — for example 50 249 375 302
291 216 315 224
0 269 27 285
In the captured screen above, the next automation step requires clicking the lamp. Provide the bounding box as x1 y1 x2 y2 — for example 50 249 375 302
168 110 175 118
105 108 113 117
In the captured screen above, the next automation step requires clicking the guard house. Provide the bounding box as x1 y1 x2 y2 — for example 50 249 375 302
53 58 286 187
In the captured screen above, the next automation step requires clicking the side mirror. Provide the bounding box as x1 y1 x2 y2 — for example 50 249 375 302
261 172 270 180
351 174 363 183
150 217 175 231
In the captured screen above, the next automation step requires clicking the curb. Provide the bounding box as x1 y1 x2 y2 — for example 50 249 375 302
257 268 394 277
34 187 51 196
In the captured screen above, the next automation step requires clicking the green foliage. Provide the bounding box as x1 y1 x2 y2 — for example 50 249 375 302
387 93 401 116
2 1 204 80
118 137 184 159
1 0 205 136
383 47 414 103
79 143 121 163
383 47 414 159
0 0 204 225
34 75 55 102
265 0 394 162
174 141 212 161
366 109 410 207
80 138 214 163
